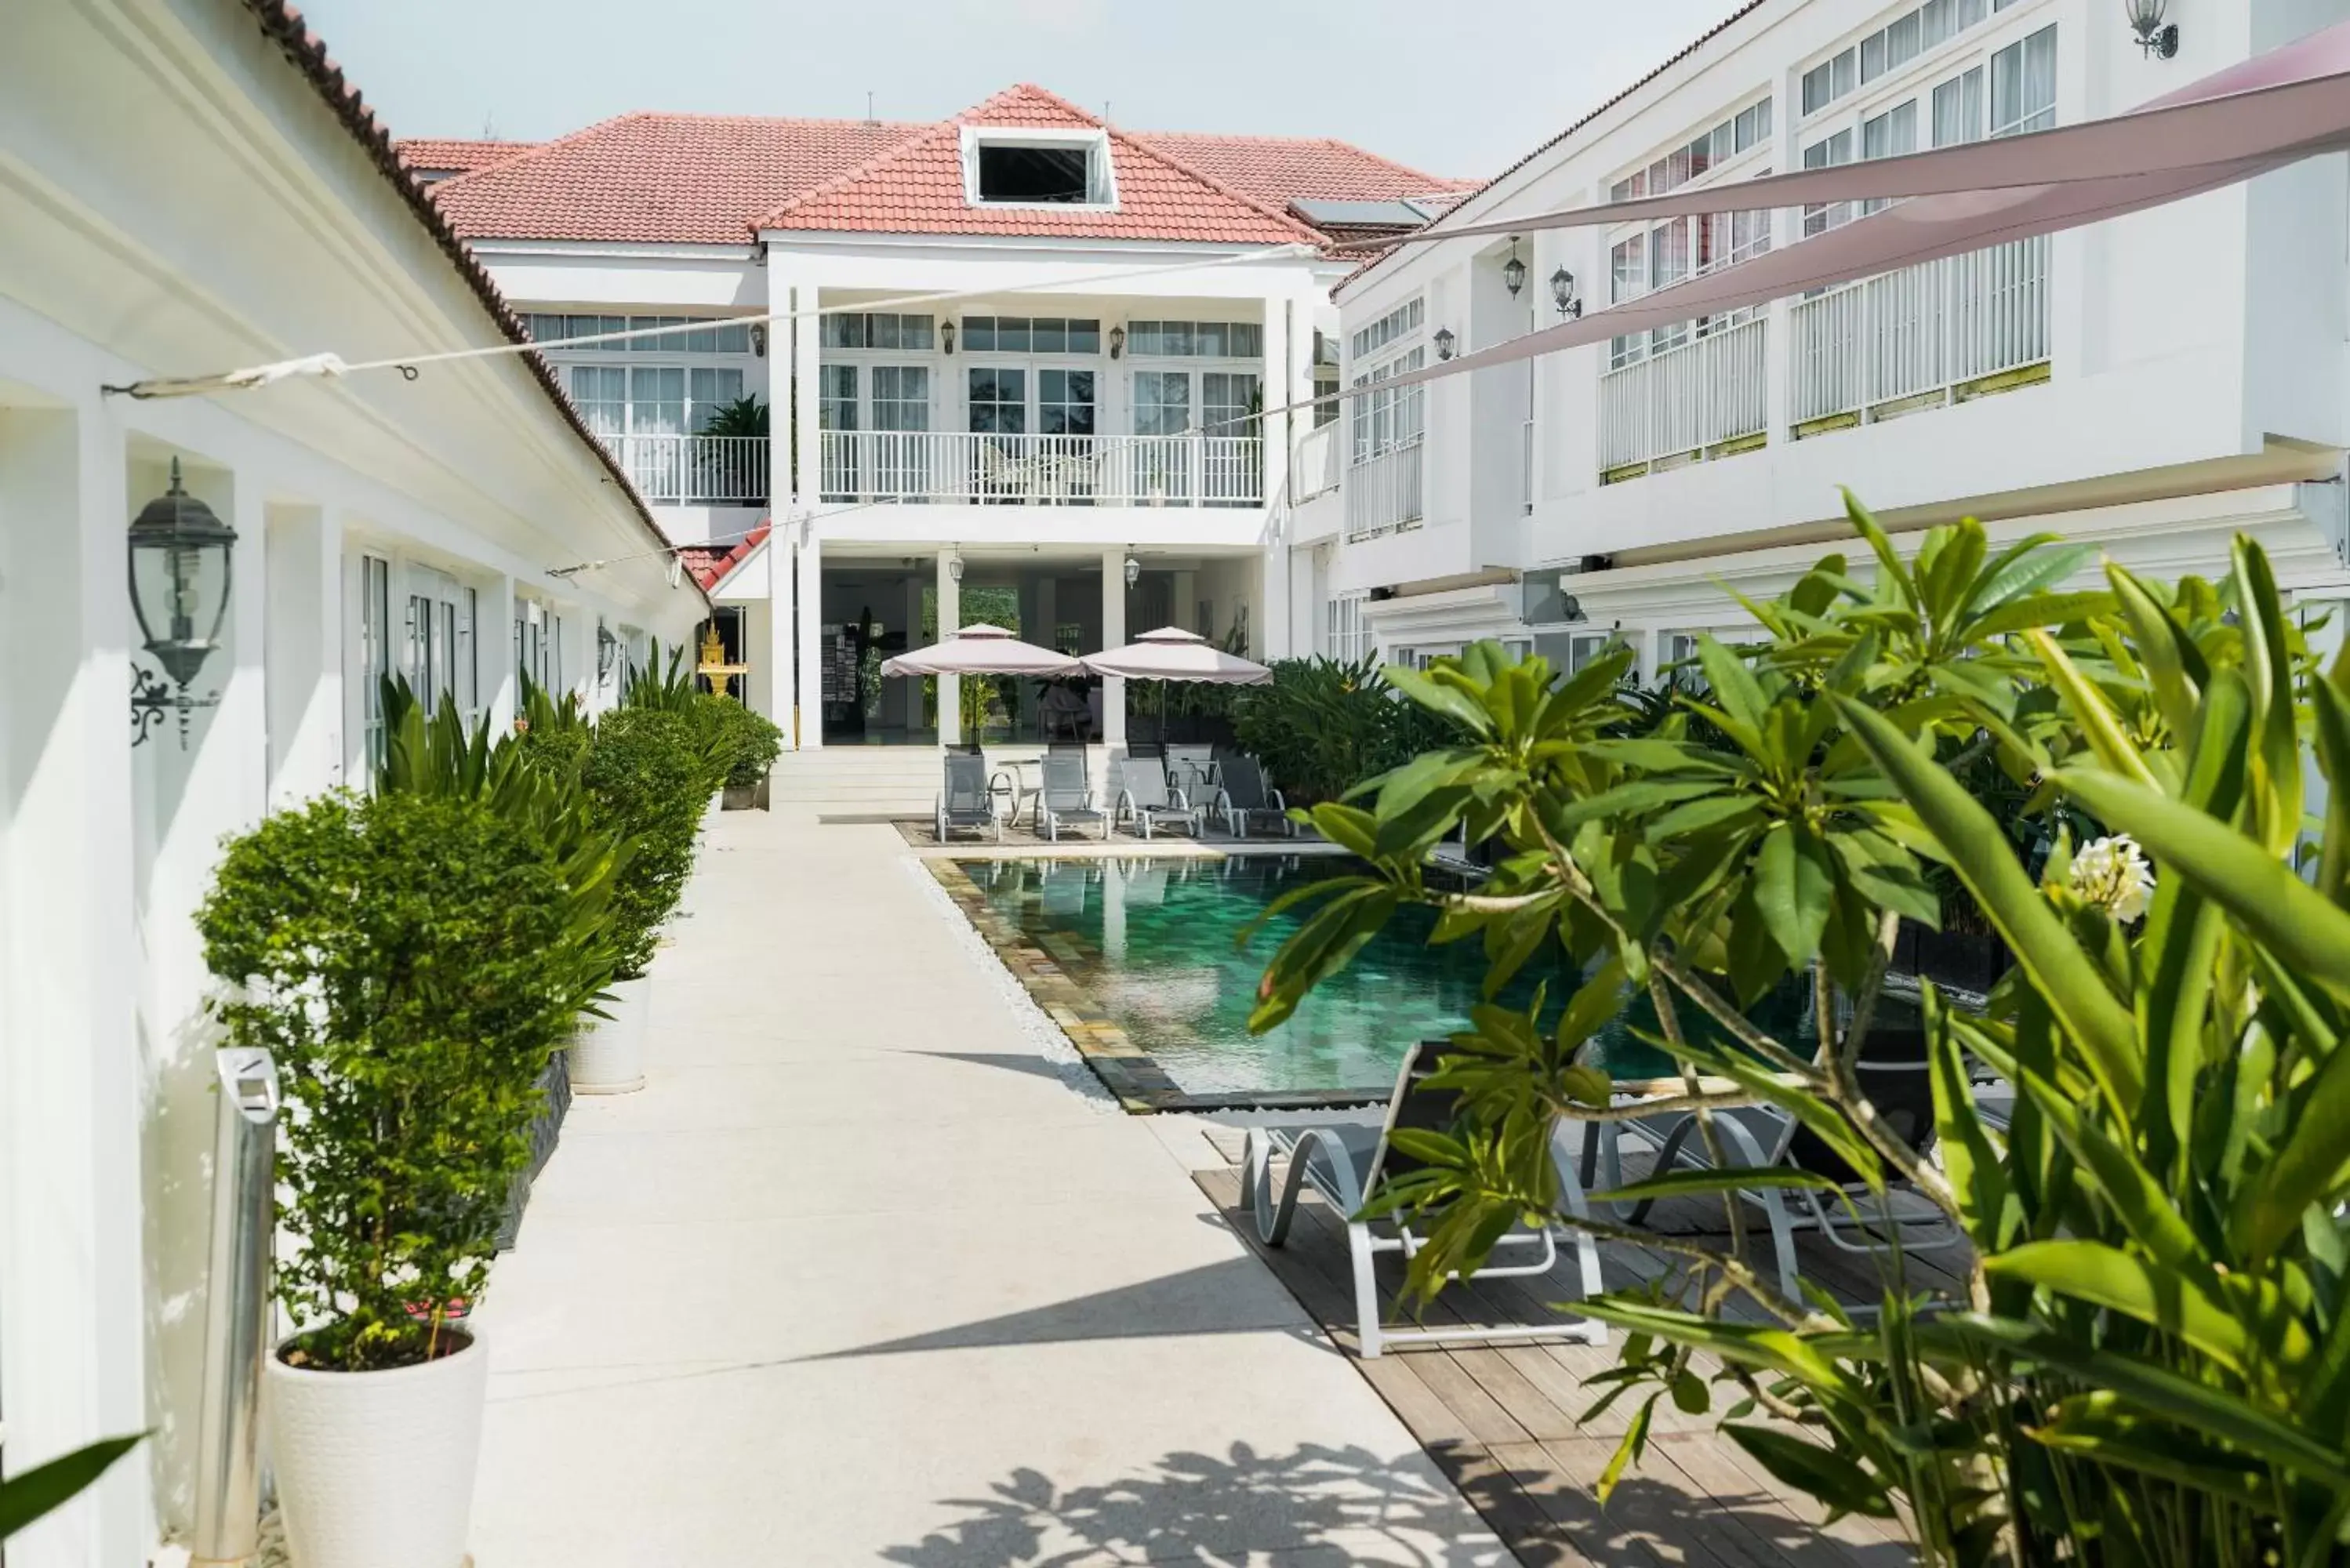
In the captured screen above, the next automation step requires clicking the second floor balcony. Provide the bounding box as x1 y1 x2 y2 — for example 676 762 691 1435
608 433 769 506
817 430 1262 508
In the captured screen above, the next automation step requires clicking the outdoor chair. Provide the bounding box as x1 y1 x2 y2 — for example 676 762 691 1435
1110 755 1201 840
1165 743 1219 800
1037 751 1109 841
1610 1025 1963 1302
934 752 1011 844
1211 755 1293 839
1241 1041 1607 1359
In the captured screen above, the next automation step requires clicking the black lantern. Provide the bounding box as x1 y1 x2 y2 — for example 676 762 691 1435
1108 325 1125 360
1433 326 1457 361
128 459 236 746
1550 265 1583 319
597 622 619 681
1123 554 1141 590
2124 0 2178 56
1502 244 1527 299
941 321 957 355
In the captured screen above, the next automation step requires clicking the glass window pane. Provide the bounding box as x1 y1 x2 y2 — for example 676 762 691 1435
685 324 717 354
1802 63 1832 115
874 314 901 350
715 322 750 353
1922 0 1952 43
1232 323 1262 358
1887 10 1920 66
1860 28 1887 83
1757 98 1773 140
1032 318 1066 353
903 314 935 350
964 316 994 352
997 317 1030 352
1067 319 1099 354
1832 47 1858 99
1958 0 1985 27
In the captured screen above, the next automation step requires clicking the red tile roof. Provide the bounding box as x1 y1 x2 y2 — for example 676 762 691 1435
680 521 772 590
397 137 538 176
425 85 1447 250
1128 132 1476 210
757 85 1322 246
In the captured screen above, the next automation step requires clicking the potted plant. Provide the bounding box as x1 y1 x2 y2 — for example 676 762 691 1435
199 790 583 1568
702 696 783 811
565 707 710 1092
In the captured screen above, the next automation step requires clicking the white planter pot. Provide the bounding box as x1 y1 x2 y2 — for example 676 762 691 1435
266 1330 488 1568
571 974 649 1094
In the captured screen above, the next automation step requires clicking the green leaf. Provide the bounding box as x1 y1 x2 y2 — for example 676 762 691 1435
2054 768 2350 1010
1752 824 1833 967
1722 1425 1895 1519
0 1433 143 1540
1382 663 1494 738
1596 1167 1846 1205
1596 1396 1656 1504
1835 695 2143 1116
1982 1241 2247 1372
2022 629 2161 792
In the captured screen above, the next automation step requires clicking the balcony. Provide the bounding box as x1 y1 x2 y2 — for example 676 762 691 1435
817 431 1262 507
1345 438 1425 538
1790 236 2050 434
1293 423 1342 501
1599 315 1769 480
606 434 769 506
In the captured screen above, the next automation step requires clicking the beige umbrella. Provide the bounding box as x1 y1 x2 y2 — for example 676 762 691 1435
880 624 1082 678
1081 627 1271 684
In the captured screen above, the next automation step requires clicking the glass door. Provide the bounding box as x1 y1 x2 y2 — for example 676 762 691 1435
1036 368 1096 503
1131 370 1191 503
967 365 1025 501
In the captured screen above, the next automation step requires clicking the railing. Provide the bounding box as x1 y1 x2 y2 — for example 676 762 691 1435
1598 315 1768 474
1790 236 2050 430
1344 437 1425 537
817 431 1262 506
606 434 768 504
1293 423 1342 500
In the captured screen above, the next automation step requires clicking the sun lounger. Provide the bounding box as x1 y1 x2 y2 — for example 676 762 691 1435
1110 755 1201 840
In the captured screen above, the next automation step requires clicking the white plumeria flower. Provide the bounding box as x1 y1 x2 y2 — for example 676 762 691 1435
2070 833 2156 923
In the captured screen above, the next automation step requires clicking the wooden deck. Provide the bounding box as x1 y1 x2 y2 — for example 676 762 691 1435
1192 1146 1955 1566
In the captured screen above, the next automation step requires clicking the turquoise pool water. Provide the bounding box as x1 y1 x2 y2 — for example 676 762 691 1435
961 855 1816 1100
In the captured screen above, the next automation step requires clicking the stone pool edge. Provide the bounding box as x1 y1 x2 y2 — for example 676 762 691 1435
922 856 1396 1117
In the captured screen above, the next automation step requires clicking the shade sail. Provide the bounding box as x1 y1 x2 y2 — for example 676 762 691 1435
1083 627 1273 684
1346 19 2350 248
878 624 1082 677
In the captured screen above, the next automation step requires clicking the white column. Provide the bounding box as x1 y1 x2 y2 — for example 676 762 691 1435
935 550 960 749
1261 295 1293 509
263 502 343 808
1100 546 1126 749
791 282 820 510
0 404 150 1566
794 527 823 749
899 574 925 731
764 585 792 732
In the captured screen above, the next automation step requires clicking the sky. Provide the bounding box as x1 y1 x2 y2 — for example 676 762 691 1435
296 0 1740 183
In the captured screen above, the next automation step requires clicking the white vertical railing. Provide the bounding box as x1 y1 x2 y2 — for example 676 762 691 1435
1344 438 1425 537
1789 236 2049 429
1292 423 1342 499
814 431 1262 506
607 434 769 503
1596 316 1769 473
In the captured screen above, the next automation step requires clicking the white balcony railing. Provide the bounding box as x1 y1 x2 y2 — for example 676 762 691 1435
1598 315 1768 474
607 434 769 505
1790 236 2050 430
818 431 1262 507
1345 438 1425 538
1292 423 1342 500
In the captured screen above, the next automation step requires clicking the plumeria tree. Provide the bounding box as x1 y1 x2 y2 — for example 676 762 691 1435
1252 495 2350 1565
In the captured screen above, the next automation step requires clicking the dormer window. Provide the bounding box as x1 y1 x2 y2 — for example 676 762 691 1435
962 128 1116 209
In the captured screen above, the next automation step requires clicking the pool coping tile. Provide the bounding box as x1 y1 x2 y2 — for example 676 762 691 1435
924 857 1396 1116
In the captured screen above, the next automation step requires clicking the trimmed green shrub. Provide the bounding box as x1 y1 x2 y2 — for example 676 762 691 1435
198 790 579 1371
692 694 783 789
582 708 708 978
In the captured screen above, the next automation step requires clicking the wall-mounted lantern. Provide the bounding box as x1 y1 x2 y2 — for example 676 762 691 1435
941 321 957 355
129 457 236 748
1108 325 1125 360
1502 241 1527 299
597 622 619 682
2124 0 2178 56
1123 554 1141 590
1433 326 1457 361
1550 266 1583 319
749 323 768 358
946 551 965 583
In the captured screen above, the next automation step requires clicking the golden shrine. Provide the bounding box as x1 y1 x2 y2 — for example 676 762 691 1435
696 622 750 699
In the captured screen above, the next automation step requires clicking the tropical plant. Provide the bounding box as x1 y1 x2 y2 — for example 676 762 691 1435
1251 495 2350 1565
692 692 783 789
621 642 702 713
0 1435 143 1541
580 708 710 979
198 790 582 1371
1229 655 1466 803
697 394 768 440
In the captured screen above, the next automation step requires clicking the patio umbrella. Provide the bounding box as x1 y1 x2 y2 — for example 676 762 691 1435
879 624 1081 678
1081 627 1272 684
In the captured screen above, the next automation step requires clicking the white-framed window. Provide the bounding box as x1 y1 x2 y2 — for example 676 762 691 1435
462 585 480 722
820 312 935 351
1606 97 1774 204
961 127 1115 208
1860 100 1919 215
524 313 754 356
1990 25 2058 138
1607 183 1774 367
404 564 469 719
567 364 746 439
514 598 552 695
358 553 390 771
961 315 1099 354
1800 0 2018 119
1124 321 1261 358
1326 591 1371 664
1933 64 1988 147
871 365 930 432
1349 346 1426 463
1802 129 1855 237
1349 298 1424 361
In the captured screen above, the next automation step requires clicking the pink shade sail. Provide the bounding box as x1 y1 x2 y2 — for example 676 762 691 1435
1082 627 1273 684
879 624 1083 678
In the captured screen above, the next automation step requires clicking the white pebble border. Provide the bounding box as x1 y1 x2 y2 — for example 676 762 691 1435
902 854 1118 1112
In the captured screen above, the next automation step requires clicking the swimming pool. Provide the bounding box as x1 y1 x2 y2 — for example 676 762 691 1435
949 855 1815 1106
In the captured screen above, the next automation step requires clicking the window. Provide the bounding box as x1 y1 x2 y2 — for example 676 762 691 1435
1934 65 1987 147
1326 591 1370 664
819 365 859 432
1802 0 1996 118
1607 100 1774 205
1132 371 1192 437
976 142 1096 204
1349 347 1425 462
821 313 935 350
1992 25 2058 138
1861 100 1918 213
870 365 929 431
462 586 480 720
962 316 1101 354
1203 372 1259 436
1349 299 1424 361
358 554 390 771
524 314 752 354
968 368 1026 435
568 364 626 437
1802 129 1855 236
1037 369 1096 437
1126 321 1260 358
568 363 743 437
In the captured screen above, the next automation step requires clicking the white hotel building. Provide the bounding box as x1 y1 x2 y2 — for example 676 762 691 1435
1298 0 2350 672
416 95 1470 751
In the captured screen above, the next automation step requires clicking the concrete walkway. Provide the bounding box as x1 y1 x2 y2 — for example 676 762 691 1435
468 808 1510 1566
